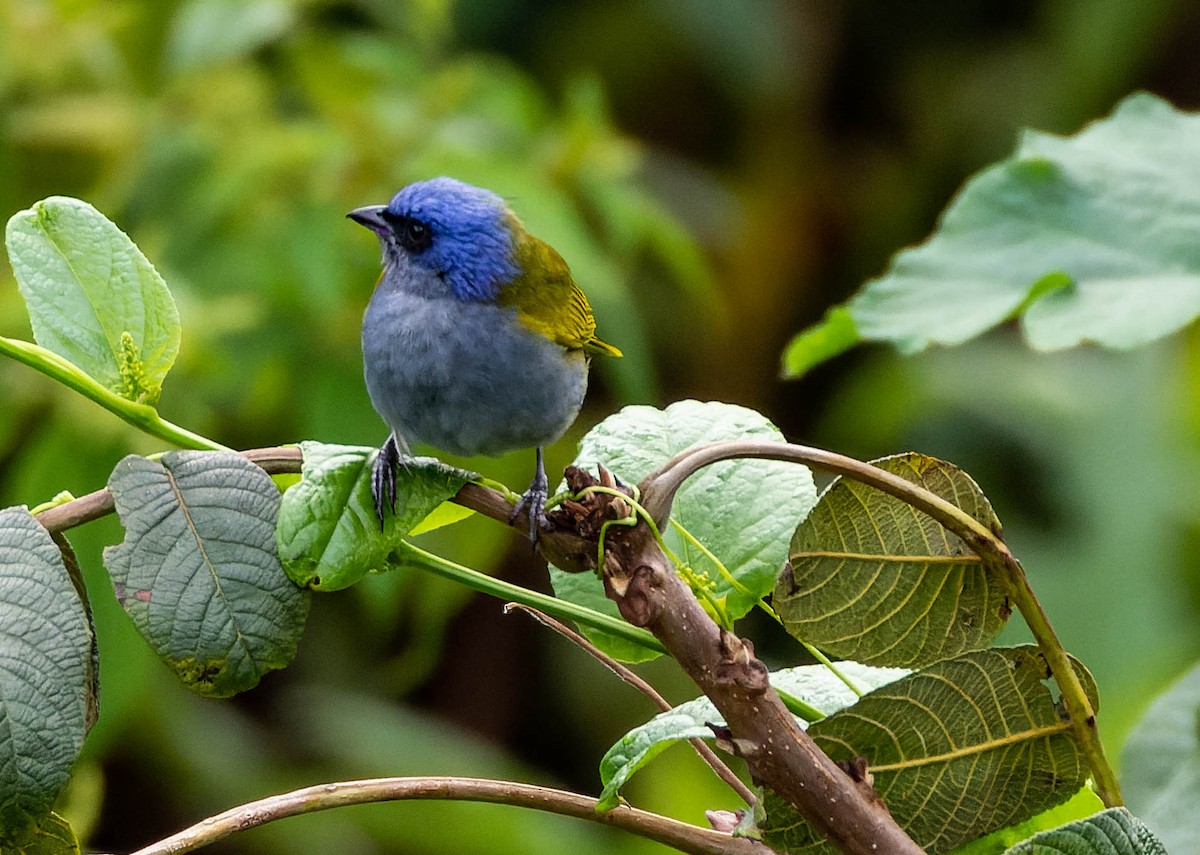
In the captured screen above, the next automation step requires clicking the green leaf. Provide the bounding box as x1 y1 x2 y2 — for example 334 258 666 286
759 646 1096 854
549 400 818 662
2 811 79 855
780 306 860 378
276 441 474 591
782 93 1200 376
1002 808 1168 855
0 509 94 835
774 452 1009 667
1120 660 1200 852
596 662 907 811
4 197 181 404
104 452 310 697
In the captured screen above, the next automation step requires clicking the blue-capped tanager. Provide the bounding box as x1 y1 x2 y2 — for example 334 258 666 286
349 177 622 540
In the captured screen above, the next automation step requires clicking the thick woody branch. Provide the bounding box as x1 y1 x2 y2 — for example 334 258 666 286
565 470 923 855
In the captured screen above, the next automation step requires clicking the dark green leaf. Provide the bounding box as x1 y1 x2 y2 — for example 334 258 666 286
1003 808 1167 855
782 93 1200 377
951 788 1106 854
4 197 180 404
104 452 309 697
1120 660 1200 851
774 452 1009 667
597 662 907 811
550 400 818 662
0 509 93 834
277 441 474 591
761 647 1097 853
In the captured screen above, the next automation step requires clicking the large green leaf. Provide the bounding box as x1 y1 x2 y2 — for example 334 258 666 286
1119 660 1200 851
783 93 1200 377
597 662 907 811
276 441 474 591
549 400 818 662
0 509 94 837
760 647 1097 854
774 452 1009 667
104 452 310 697
4 196 180 404
1003 808 1167 855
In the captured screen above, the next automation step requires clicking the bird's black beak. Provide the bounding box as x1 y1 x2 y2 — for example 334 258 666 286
347 205 389 234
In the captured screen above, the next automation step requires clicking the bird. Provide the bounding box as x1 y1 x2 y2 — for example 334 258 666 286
349 177 622 542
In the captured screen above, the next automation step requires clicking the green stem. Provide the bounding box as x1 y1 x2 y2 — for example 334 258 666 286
0 336 225 451
393 541 666 656
642 439 1123 808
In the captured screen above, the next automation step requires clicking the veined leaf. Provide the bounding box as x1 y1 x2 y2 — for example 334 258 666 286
0 509 94 837
1119 660 1200 852
104 452 309 697
597 662 907 811
1002 808 1167 855
5 196 180 404
276 441 474 591
550 400 818 662
774 452 1009 667
759 647 1098 854
782 92 1200 377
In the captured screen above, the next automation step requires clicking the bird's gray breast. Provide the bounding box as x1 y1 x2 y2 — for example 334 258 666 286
362 278 588 456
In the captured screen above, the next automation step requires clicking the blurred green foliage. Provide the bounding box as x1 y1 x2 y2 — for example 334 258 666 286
3 0 1200 853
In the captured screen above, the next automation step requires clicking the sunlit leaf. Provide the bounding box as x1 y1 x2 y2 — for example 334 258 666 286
276 441 474 591
0 509 93 836
951 788 1106 854
1 811 79 855
597 662 907 811
782 93 1200 376
4 197 180 404
104 452 309 697
550 400 818 662
1120 660 1200 852
1003 808 1167 855
774 452 1009 667
760 647 1097 853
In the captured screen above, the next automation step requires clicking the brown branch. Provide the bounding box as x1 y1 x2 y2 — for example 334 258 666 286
505 603 757 806
121 776 768 855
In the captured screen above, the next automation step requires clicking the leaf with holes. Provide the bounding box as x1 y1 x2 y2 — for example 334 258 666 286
758 646 1098 854
5 196 180 404
1003 808 1168 855
550 400 818 662
0 508 94 840
276 441 474 591
773 452 1009 667
104 452 309 697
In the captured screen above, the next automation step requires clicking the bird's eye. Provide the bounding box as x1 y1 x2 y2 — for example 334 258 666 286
397 216 432 253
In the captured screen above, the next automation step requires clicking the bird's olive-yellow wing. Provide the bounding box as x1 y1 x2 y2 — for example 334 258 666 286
501 224 621 358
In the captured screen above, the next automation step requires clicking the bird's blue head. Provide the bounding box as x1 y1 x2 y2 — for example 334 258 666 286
349 177 519 302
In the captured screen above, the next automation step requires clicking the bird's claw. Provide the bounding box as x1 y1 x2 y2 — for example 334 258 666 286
371 435 401 529
509 486 550 547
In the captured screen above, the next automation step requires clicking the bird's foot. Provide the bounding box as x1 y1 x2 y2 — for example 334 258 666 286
510 448 550 545
371 434 401 529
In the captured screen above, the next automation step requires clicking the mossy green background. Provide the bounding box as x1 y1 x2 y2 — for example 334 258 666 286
2 1 1198 852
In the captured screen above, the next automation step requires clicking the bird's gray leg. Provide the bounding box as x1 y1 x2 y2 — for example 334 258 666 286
510 446 550 544
371 432 408 528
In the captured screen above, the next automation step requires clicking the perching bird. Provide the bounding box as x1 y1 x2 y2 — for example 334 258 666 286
349 177 622 541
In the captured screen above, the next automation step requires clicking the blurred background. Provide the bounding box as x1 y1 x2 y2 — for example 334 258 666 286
2 1 1199 852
